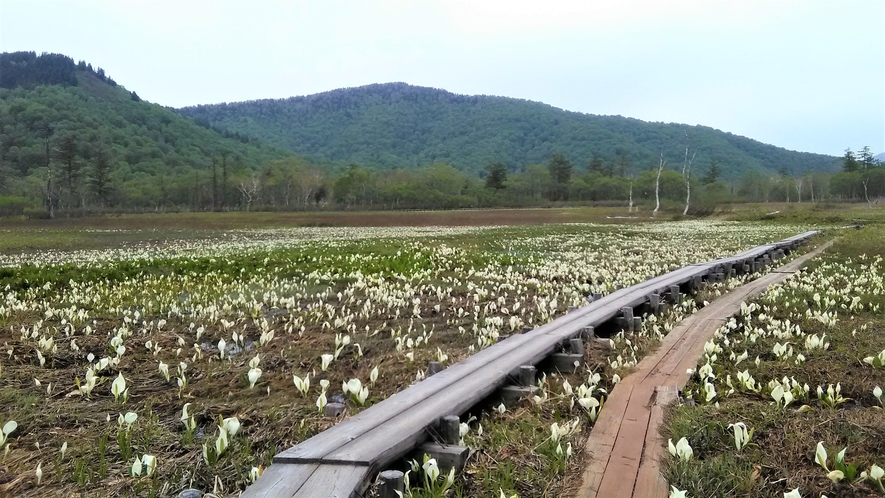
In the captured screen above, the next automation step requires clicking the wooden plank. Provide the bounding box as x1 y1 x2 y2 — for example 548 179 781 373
242 463 318 498
578 383 635 495
633 387 678 497
594 384 655 496
292 465 369 498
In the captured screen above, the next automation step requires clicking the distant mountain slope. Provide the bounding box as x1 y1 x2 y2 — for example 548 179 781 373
0 52 290 211
179 83 840 179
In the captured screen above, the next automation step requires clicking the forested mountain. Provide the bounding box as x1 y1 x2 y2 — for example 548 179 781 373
1 53 863 217
179 83 840 179
0 52 290 214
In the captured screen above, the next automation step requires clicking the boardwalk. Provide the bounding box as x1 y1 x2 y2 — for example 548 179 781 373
243 232 817 498
575 240 833 498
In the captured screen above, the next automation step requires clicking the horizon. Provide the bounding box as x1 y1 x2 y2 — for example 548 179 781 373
1 1 883 157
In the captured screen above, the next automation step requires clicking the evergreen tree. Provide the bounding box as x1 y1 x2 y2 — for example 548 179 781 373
548 153 572 184
588 154 604 174
91 143 113 206
484 162 507 190
57 133 80 207
859 146 876 170
703 159 720 184
843 148 859 172
547 153 572 201
616 150 631 177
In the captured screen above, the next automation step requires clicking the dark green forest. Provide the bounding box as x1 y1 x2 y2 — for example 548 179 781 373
179 83 840 179
0 52 289 215
1 52 880 217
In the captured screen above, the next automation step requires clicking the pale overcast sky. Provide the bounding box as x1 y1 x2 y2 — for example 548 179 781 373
1 0 883 156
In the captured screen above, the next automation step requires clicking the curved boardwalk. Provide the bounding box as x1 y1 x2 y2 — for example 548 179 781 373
575 240 833 498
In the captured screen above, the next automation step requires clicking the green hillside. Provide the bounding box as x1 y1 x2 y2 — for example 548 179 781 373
179 82 840 179
0 52 290 214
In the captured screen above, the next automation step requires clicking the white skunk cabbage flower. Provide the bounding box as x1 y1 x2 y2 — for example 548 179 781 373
668 437 693 462
111 373 128 403
248 367 262 388
669 486 688 498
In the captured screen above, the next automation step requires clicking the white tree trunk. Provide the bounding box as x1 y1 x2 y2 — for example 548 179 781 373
653 152 664 216
682 145 695 216
864 177 872 208
628 178 634 213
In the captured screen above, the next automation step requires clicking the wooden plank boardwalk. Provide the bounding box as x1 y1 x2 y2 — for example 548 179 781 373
243 231 819 498
575 238 833 498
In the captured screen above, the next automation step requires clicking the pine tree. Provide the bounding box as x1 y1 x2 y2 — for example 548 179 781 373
703 160 720 184
484 162 507 190
91 143 112 207
843 148 859 172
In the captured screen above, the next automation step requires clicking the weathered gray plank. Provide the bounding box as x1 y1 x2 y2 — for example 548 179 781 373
242 463 318 498
292 465 369 498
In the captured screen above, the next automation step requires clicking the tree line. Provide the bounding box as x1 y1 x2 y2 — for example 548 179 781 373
3 137 877 218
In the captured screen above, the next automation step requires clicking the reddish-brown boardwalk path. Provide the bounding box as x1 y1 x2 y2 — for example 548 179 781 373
575 240 833 498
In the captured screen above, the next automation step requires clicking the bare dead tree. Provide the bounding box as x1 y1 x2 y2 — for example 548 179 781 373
795 177 804 203
296 168 325 208
41 124 56 218
682 141 696 216
238 174 261 211
654 152 665 216
863 177 872 208
628 175 634 213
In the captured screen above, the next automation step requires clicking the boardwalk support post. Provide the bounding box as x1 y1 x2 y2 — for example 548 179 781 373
548 345 585 372
379 470 405 498
414 442 469 472
666 285 682 304
495 365 539 405
517 365 536 387
647 293 661 314
439 415 460 445
324 403 345 418
569 338 584 356
616 306 634 332
416 415 468 471
428 361 444 376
